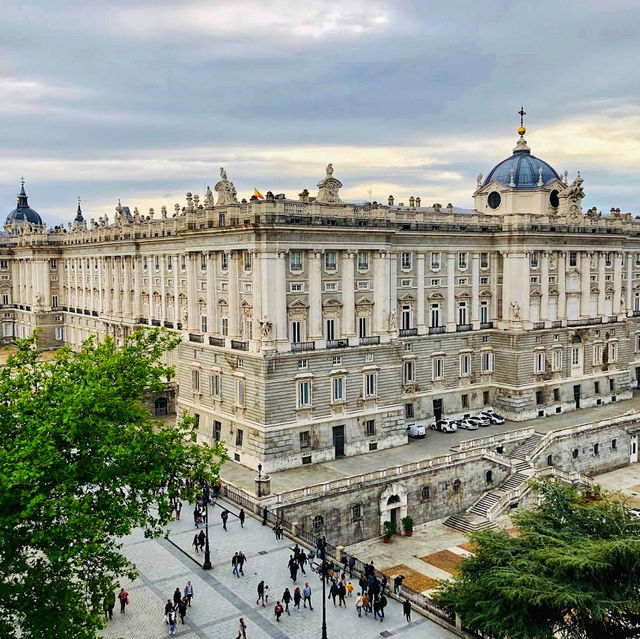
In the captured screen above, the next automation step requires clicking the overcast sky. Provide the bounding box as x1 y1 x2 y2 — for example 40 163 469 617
2 0 640 226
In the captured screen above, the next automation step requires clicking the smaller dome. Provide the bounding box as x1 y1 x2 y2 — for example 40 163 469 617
6 180 43 226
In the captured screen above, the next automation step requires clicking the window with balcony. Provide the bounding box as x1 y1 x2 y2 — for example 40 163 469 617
325 318 335 341
401 252 412 270
325 251 337 270
201 315 207 333
458 252 468 270
431 252 441 270
430 304 440 328
457 301 468 326
480 301 489 324
291 320 302 344
290 251 302 270
357 251 369 270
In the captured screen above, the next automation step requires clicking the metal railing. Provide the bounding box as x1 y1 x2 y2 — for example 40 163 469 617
429 326 445 334
291 341 316 352
231 340 249 351
209 336 225 347
456 323 472 332
326 339 349 349
479 321 493 329
359 336 380 345
188 333 204 343
398 328 418 337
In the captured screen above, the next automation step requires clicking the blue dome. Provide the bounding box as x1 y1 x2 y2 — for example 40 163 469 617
6 181 43 226
483 146 559 190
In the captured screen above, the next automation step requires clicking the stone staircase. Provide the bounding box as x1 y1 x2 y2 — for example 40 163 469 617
508 434 544 460
444 512 496 533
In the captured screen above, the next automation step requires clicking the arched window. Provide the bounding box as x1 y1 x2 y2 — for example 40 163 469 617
154 397 168 416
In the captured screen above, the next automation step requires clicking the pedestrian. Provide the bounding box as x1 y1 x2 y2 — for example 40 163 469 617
394 574 405 595
261 506 268 526
232 552 240 578
264 584 270 604
239 508 245 527
298 551 307 575
184 581 194 607
177 597 187 624
338 581 346 607
380 575 388 595
238 551 246 576
256 580 266 607
347 581 354 597
359 576 367 594
361 592 370 616
103 591 115 620
355 592 363 617
117 588 129 613
173 587 181 606
329 580 339 606
302 582 313 610
198 529 205 551
282 588 292 615
175 500 182 520
348 556 356 578
235 617 247 639
379 593 388 621
193 507 200 528
221 509 229 531
167 608 177 636
288 555 298 582
192 534 200 554
273 522 279 540
164 599 173 624
341 553 348 575
373 599 382 622
274 601 284 622
293 586 302 610
403 599 412 623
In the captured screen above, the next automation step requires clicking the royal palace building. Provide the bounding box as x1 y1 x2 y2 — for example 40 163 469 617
2 125 640 472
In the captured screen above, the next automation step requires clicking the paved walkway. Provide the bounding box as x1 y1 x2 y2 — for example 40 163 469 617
101 499 457 639
221 396 640 494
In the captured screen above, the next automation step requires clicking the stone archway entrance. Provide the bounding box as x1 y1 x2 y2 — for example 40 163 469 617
379 482 408 534
154 397 168 417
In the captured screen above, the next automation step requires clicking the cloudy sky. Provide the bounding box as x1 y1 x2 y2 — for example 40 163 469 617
1 0 640 226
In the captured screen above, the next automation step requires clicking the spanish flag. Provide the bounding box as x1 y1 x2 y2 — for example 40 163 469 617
254 188 264 199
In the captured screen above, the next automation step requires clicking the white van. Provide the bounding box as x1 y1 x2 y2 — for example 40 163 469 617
407 423 427 438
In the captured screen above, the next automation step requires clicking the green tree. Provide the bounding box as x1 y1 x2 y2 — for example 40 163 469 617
434 481 640 639
0 330 227 639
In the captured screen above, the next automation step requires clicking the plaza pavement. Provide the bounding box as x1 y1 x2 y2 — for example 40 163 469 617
101 498 458 639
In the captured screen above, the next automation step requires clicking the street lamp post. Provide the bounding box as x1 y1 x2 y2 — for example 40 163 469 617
321 557 328 639
202 483 212 570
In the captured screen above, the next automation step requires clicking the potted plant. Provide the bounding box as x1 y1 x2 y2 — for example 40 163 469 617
402 515 414 537
383 520 396 543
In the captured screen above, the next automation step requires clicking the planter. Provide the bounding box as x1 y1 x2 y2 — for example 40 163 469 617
405 531 413 537
383 537 391 544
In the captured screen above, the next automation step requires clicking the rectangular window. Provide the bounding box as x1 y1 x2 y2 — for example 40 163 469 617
552 349 563 371
297 380 312 408
480 252 489 268
553 388 560 401
0 260 8 269
457 302 467 326
430 304 440 327
235 428 243 447
458 252 468 269
483 390 489 406
221 317 229 336
51 294 58 308
201 315 207 333
236 379 245 407
143 256 148 270
299 431 310 449
480 302 489 324
55 327 64 340
364 372 377 398
291 320 302 344
605 252 612 267
431 252 441 270
167 255 172 270
401 252 412 269
193 413 200 430
401 279 411 287
218 212 226 226
405 403 414 418
244 251 252 271
569 252 577 267
430 278 441 287
357 251 369 270
332 376 345 402
457 277 468 285
192 369 200 392
535 351 545 374
332 355 342 365
461 394 469 409
214 420 221 441
358 316 367 338
358 280 370 290
460 353 471 377
481 351 494 373
530 252 539 268
50 259 57 269
298 359 308 369
1 294 8 305
609 342 618 362
158 255 162 270
211 373 222 398
290 251 302 270
536 390 544 405
593 344 603 365
290 283 303 292
571 347 580 366
365 419 375 436
594 381 600 394
403 360 415 384
325 251 337 270
432 357 444 381
351 504 362 520
324 282 337 291
325 318 335 341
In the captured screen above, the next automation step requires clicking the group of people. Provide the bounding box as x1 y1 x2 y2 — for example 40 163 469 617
163 582 194 636
262 581 314 621
232 550 247 577
102 588 129 620
286 544 308 581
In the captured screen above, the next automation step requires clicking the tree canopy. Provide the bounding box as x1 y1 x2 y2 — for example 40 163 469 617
434 481 640 639
0 330 227 639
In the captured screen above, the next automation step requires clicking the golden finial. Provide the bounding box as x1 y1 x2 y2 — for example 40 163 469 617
518 106 526 136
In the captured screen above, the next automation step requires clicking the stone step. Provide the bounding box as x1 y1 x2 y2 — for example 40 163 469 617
499 472 529 492
509 434 543 460
444 513 496 533
515 461 533 473
469 492 501 516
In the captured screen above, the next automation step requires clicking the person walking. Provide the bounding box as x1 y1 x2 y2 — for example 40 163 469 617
103 591 115 620
175 500 182 520
232 552 240 578
173 587 181 607
355 592 363 617
192 533 200 554
261 506 268 526
373 598 382 622
338 580 347 608
221 509 229 531
167 608 177 636
403 599 412 623
329 580 339 606
164 599 173 623
177 597 188 625
298 551 307 575
288 555 298 582
394 574 405 595
346 581 354 597
274 601 284 622
198 529 205 552
235 617 247 639
264 584 270 604
379 593 388 622
361 592 370 616
193 507 200 528
256 580 266 607
184 581 194 607
302 582 313 610
293 587 302 610
348 556 356 578
237 551 246 576
282 588 292 615
239 508 245 528
117 588 129 614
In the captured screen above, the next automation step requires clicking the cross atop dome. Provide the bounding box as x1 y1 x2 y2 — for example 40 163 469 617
518 106 526 136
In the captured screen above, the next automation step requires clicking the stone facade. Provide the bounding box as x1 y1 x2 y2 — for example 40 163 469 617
3 130 640 473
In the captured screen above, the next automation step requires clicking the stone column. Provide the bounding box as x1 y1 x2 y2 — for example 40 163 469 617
580 252 591 318
207 251 217 333
114 257 122 316
134 256 142 319
173 254 180 326
104 258 112 315
274 250 288 343
308 250 323 340
447 252 456 330
490 252 498 321
123 256 131 318
97 257 103 312
82 259 88 311
42 260 51 310
613 252 623 317
11 259 18 304
626 252 633 316
373 250 389 336
31 260 39 309
540 251 550 323
159 254 166 323
471 252 480 328
598 251 606 317
416 253 426 334
228 250 240 338
148 254 155 322
341 250 356 341
557 252 566 322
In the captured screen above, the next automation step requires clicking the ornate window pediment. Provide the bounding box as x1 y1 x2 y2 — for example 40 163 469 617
479 289 492 298
323 297 342 308
287 298 308 310
398 293 415 302
427 291 444 300
355 296 374 307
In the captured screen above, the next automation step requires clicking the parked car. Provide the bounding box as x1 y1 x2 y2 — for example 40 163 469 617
469 414 492 427
457 418 479 430
407 423 427 438
429 418 458 433
479 410 505 424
